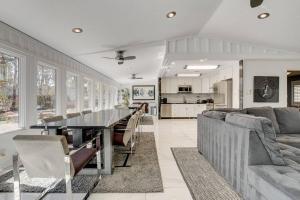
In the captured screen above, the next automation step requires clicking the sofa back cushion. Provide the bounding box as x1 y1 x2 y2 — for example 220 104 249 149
246 107 280 134
202 111 227 121
274 107 300 134
225 113 286 166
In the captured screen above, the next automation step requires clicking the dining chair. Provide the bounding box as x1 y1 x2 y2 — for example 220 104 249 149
13 134 101 200
81 110 92 115
66 112 81 119
41 115 73 144
113 114 138 156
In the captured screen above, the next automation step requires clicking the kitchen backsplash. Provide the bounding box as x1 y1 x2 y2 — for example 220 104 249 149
161 93 224 104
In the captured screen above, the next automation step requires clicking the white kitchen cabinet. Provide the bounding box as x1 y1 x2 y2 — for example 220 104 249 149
170 104 207 118
201 76 210 93
161 78 178 93
192 78 202 93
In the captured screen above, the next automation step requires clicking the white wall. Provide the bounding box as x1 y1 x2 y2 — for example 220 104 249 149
243 59 300 108
0 22 120 171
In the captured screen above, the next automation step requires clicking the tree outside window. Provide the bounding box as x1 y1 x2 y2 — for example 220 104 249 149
0 52 19 133
66 73 78 113
37 64 56 121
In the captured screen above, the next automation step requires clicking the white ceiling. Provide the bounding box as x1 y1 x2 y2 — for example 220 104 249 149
0 0 221 84
200 0 300 52
0 0 300 84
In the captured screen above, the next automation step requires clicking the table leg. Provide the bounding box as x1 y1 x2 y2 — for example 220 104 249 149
102 128 113 175
72 129 83 148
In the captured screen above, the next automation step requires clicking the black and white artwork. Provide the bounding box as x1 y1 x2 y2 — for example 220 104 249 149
132 85 155 100
254 76 279 102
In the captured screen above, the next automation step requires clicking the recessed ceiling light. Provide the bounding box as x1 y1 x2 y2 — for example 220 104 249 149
185 65 218 70
171 62 176 65
166 11 176 18
200 58 207 62
257 12 270 19
72 28 83 33
177 73 200 77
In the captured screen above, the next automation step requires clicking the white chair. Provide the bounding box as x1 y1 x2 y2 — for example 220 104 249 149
13 134 101 200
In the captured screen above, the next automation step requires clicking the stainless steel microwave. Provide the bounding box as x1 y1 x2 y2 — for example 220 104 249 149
178 85 192 93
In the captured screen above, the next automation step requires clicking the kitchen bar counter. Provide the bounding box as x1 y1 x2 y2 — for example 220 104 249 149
160 103 208 118
160 103 208 104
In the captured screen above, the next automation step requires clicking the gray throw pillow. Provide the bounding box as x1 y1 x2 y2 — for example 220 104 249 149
202 111 227 121
226 113 286 166
246 107 280 134
274 107 300 134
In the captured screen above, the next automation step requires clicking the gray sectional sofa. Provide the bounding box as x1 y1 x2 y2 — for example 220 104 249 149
197 107 300 200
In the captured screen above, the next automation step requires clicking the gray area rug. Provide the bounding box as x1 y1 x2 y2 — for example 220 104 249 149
0 170 97 193
93 132 163 193
171 148 241 200
141 116 154 125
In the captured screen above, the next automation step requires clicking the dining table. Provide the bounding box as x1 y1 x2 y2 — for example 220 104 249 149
30 108 134 175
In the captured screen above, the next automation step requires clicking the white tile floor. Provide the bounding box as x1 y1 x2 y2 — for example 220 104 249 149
0 118 197 200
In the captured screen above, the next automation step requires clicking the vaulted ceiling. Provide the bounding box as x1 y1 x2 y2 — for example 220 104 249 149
0 0 299 83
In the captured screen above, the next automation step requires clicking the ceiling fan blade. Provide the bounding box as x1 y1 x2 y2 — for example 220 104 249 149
118 61 124 65
123 56 136 60
250 0 263 8
135 77 143 79
102 57 115 60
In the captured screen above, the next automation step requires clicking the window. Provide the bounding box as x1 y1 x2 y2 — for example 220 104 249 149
0 52 19 133
37 64 56 121
292 81 300 106
94 82 101 111
101 84 106 110
83 77 92 110
66 73 78 113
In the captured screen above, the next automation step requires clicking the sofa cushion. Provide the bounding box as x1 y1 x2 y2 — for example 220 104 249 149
277 134 300 149
248 165 300 200
225 113 286 166
202 111 227 121
246 106 280 134
274 107 300 134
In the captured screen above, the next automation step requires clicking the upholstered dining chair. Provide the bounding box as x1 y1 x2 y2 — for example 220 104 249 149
41 115 73 144
66 112 81 119
13 134 101 200
113 114 138 155
81 110 92 115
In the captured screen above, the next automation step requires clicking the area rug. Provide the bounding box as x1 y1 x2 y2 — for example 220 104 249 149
93 132 163 193
0 170 97 193
171 148 241 200
141 116 154 125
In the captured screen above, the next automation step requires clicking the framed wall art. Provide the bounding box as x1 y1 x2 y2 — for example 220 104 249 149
132 85 155 100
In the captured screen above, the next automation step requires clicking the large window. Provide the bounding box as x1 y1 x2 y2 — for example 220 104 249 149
66 73 78 113
0 52 19 133
83 77 92 110
101 84 106 110
37 64 56 121
94 82 101 111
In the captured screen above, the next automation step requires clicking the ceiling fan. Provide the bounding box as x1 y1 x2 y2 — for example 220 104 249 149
129 73 143 80
102 50 136 65
250 0 263 8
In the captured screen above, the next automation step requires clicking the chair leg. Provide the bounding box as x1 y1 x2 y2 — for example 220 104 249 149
13 154 21 200
64 156 73 200
96 149 102 179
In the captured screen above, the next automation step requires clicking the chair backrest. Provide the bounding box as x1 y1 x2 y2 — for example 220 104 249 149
122 114 137 146
42 115 64 123
13 135 75 179
66 112 81 119
82 110 92 115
